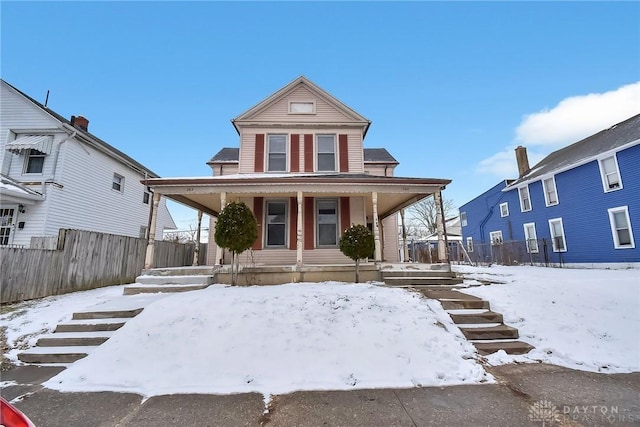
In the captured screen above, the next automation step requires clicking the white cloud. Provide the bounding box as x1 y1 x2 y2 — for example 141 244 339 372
516 82 640 146
477 82 640 178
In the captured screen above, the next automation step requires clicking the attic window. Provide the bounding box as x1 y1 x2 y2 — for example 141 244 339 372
289 101 315 114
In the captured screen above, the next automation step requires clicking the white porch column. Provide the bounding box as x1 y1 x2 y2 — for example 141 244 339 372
193 210 203 266
434 190 447 262
372 192 382 262
215 192 226 265
144 192 161 269
400 208 409 262
296 191 303 268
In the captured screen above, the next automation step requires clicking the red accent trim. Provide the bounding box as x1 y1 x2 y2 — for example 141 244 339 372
252 197 263 250
291 134 300 172
254 134 264 173
289 197 297 250
304 197 314 250
304 134 314 172
339 134 349 172
340 197 351 235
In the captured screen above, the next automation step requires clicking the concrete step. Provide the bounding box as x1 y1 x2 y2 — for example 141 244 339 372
123 284 210 295
440 299 490 310
72 308 143 320
55 318 129 332
36 332 113 347
135 275 213 286
17 346 97 364
384 277 464 286
141 267 215 277
473 340 535 355
460 325 520 340
449 311 504 324
381 270 457 279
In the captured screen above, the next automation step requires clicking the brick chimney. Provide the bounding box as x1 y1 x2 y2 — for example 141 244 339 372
70 115 89 131
515 146 530 178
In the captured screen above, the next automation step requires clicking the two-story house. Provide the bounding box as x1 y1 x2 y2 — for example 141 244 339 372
0 80 176 247
460 114 639 268
143 76 451 268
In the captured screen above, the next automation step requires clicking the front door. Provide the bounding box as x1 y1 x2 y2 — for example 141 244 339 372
0 208 16 245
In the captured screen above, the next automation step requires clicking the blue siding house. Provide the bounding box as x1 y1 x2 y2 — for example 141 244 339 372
460 114 639 268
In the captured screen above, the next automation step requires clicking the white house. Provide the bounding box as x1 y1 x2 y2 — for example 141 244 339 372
0 79 175 247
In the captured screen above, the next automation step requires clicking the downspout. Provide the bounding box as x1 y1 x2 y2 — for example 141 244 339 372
50 130 77 182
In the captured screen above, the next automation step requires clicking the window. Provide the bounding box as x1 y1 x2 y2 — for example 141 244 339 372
466 237 473 252
143 192 150 204
460 212 467 227
267 134 287 172
112 173 124 192
543 177 558 206
523 222 539 253
548 218 567 252
500 202 509 217
518 186 531 212
599 155 622 192
316 135 336 172
139 226 148 239
317 199 338 246
490 230 503 245
0 208 15 245
24 149 45 174
289 101 315 114
266 201 287 247
608 206 635 249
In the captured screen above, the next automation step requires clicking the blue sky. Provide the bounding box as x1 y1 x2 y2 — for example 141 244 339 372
2 1 639 230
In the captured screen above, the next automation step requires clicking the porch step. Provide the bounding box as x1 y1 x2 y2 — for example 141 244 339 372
55 318 129 333
17 346 97 364
440 299 490 310
449 311 504 324
459 325 520 340
473 340 535 355
384 277 464 286
72 308 143 320
135 275 214 286
36 331 113 347
123 284 210 295
140 266 215 277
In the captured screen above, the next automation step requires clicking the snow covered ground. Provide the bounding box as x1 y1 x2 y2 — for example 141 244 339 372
453 264 640 373
1 264 638 400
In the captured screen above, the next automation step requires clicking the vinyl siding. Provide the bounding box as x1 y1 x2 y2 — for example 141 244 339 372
382 214 400 262
249 86 357 124
364 164 396 177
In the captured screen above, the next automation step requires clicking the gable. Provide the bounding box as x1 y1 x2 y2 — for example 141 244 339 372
232 77 371 134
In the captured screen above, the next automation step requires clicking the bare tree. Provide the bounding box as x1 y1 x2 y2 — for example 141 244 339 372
407 196 456 235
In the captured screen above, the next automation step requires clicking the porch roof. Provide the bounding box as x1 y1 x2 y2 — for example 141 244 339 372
143 173 451 220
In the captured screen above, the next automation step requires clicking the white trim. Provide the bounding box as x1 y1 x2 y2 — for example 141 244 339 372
502 138 640 191
112 173 124 193
266 134 288 173
548 217 567 252
499 202 509 217
542 176 559 206
316 198 339 247
466 236 473 252
264 199 289 248
288 101 316 115
489 230 503 245
598 154 623 193
518 185 532 212
607 206 635 249
523 222 539 253
460 211 467 227
316 134 337 172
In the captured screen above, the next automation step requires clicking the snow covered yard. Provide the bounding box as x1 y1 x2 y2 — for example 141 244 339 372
454 264 640 373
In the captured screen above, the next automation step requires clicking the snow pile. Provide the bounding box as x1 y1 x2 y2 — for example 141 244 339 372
454 264 640 373
44 283 490 397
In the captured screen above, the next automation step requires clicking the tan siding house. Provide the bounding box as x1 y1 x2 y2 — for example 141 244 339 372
144 76 451 268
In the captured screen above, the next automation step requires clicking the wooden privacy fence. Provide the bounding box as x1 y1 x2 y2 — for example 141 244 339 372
1 229 207 303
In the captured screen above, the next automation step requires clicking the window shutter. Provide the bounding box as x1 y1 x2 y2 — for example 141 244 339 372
304 197 314 250
254 134 265 173
340 197 351 234
289 197 297 249
304 134 314 172
291 134 300 172
339 134 349 172
252 197 263 250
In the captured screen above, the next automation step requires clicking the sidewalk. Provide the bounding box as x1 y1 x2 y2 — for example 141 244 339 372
2 363 638 426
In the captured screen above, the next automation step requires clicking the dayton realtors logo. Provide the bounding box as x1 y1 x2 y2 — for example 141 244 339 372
528 399 636 425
